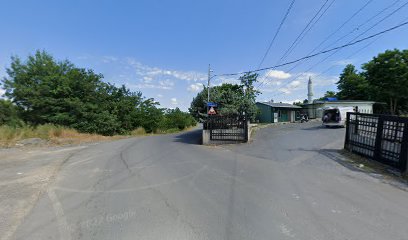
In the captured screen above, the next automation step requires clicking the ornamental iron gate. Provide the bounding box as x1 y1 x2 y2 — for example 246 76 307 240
344 113 408 173
205 115 248 142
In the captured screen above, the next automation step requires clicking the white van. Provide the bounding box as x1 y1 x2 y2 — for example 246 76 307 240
321 106 355 127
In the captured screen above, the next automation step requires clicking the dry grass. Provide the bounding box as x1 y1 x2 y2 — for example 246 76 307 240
0 124 196 148
130 127 147 136
0 124 126 147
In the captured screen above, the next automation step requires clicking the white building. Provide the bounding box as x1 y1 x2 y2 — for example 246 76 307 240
304 77 375 119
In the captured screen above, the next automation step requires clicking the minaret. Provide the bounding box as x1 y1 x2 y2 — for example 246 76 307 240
307 76 313 104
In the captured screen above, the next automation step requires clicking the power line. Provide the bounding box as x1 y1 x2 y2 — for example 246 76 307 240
215 20 408 78
278 0 336 64
268 36 380 99
308 0 375 57
271 8 408 99
276 0 330 65
266 0 375 82
271 0 406 92
256 0 334 89
277 13 408 96
320 0 408 52
257 0 296 69
315 36 380 77
346 0 408 44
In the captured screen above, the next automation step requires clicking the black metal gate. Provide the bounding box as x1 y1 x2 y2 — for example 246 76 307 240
344 113 408 173
205 115 248 142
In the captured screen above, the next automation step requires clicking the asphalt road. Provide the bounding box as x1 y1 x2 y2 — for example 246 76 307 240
10 122 408 239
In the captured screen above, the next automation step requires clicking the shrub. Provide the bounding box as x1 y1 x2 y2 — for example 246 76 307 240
130 127 146 136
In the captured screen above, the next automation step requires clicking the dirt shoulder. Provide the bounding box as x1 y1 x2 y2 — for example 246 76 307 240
0 145 90 240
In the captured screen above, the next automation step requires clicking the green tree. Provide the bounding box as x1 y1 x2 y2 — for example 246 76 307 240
189 72 259 122
136 98 164 133
0 99 22 126
362 49 408 114
189 84 246 120
318 90 337 100
2 51 103 126
1 50 171 135
239 72 260 121
160 108 197 130
336 64 368 100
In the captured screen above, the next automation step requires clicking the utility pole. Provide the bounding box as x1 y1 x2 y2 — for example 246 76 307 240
207 64 211 115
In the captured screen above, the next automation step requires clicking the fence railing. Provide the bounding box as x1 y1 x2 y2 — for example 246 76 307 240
204 115 248 142
344 113 408 173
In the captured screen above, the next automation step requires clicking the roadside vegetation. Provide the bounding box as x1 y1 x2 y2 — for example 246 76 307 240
316 49 408 115
0 124 119 147
189 72 259 122
0 51 196 147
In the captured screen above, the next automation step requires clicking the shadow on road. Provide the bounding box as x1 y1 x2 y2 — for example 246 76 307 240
173 128 202 145
294 147 367 173
300 125 345 131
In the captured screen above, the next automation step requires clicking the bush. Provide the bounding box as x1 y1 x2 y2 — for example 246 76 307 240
1 51 197 136
159 108 197 131
0 99 23 127
130 127 146 136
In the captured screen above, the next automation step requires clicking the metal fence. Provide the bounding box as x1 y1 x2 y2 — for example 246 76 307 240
205 115 248 142
344 113 408 173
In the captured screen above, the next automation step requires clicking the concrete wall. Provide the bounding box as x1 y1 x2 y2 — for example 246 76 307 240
304 102 375 119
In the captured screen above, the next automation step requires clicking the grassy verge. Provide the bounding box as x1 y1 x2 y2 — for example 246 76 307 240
0 124 120 147
0 124 197 148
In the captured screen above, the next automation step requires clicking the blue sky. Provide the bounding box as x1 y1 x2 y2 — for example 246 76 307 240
1 0 407 110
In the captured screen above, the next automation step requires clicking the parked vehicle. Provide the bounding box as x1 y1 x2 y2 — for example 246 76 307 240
321 106 354 127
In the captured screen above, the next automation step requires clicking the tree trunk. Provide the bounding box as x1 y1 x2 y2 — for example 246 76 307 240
390 97 394 115
394 98 398 115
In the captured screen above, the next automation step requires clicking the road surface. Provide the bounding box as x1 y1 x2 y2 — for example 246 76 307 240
7 122 408 239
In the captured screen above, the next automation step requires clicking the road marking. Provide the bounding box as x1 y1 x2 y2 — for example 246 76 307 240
47 189 71 240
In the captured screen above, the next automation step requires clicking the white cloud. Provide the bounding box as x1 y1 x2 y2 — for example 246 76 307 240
157 94 163 98
125 82 173 90
0 88 5 98
332 59 353 66
187 83 204 92
126 58 206 82
288 80 301 88
264 70 291 79
101 56 118 63
159 79 174 89
171 97 178 105
278 87 292 94
143 76 153 83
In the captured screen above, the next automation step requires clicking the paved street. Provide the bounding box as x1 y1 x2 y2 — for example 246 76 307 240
5 122 408 239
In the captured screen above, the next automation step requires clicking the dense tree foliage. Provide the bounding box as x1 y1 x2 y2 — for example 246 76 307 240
0 99 22 126
324 49 408 115
362 49 408 114
318 90 338 100
1 51 195 135
189 72 259 122
160 108 197 131
336 64 368 100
